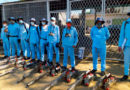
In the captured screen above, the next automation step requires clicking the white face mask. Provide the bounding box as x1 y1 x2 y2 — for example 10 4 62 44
30 22 35 25
19 20 24 24
42 22 46 25
51 21 55 25
3 24 7 27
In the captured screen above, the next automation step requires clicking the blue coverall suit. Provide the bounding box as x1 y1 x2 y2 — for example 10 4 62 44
62 26 78 68
27 25 40 60
8 23 21 56
1 26 10 57
19 23 30 58
40 25 49 61
90 26 110 71
118 18 130 75
47 24 60 63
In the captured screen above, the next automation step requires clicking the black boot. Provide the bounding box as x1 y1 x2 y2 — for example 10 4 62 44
55 63 61 73
71 67 78 72
37 60 41 64
50 63 55 76
17 56 20 58
91 69 97 74
43 60 48 67
26 57 30 60
23 56 26 60
120 75 128 81
38 60 43 73
56 63 60 66
101 71 105 76
2 56 8 59
49 61 53 66
6 58 10 64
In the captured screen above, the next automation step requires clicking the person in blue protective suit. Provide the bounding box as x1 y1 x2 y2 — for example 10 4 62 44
37 18 49 73
118 12 130 81
47 17 60 70
18 17 31 60
0 21 10 59
62 19 78 71
6 17 21 58
26 18 40 63
90 17 110 76
39 18 49 64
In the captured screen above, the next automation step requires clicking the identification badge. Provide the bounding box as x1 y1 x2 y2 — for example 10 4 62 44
49 32 54 36
65 33 71 37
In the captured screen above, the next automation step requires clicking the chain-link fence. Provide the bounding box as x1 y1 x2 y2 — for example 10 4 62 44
105 0 130 60
1 0 130 61
70 0 130 61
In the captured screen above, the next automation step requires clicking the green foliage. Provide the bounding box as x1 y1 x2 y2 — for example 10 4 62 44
86 18 127 26
112 18 127 25
86 20 95 27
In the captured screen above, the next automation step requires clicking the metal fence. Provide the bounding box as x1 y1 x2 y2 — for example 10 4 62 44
69 0 130 61
1 0 130 61
2 1 47 23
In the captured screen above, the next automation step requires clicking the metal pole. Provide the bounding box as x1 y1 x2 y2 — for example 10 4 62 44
101 0 103 18
104 0 106 19
69 0 71 18
66 0 70 19
2 5 5 21
46 0 50 23
94 8 97 23
101 0 106 19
